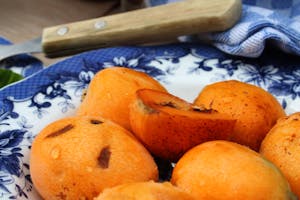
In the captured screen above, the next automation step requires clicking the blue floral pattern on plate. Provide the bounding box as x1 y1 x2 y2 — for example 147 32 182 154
0 43 299 199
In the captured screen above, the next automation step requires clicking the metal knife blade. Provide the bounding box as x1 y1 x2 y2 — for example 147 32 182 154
0 37 42 61
0 0 241 61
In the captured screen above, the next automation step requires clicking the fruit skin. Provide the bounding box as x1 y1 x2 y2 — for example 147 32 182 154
95 181 195 200
77 67 167 131
129 89 236 161
30 116 158 200
171 140 296 200
260 112 300 198
194 80 286 151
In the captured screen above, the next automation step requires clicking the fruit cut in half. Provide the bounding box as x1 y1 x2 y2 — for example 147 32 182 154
129 89 236 161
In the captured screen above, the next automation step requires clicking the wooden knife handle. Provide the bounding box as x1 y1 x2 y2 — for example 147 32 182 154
42 0 241 57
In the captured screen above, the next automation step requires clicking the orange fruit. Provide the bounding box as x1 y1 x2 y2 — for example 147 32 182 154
95 181 195 200
30 116 158 199
194 80 286 151
171 140 296 200
129 88 236 161
77 67 167 131
260 112 300 198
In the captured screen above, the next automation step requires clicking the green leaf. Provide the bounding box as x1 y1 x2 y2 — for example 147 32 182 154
0 69 23 88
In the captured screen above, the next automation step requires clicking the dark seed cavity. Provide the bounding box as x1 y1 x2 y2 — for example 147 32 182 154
98 146 111 169
192 106 217 114
46 124 74 138
159 101 177 108
138 99 157 114
90 119 103 125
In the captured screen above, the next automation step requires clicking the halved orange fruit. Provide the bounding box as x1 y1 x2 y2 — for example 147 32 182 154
129 89 236 161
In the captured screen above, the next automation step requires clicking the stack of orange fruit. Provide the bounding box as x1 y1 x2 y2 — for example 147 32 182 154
30 67 298 199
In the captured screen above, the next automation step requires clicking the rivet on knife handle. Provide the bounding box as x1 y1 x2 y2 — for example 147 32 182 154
42 0 242 58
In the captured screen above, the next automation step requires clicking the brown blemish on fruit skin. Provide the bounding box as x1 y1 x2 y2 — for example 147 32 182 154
209 100 214 109
55 187 70 200
98 146 111 169
286 133 297 143
90 119 103 125
56 192 67 200
81 88 88 102
46 124 74 138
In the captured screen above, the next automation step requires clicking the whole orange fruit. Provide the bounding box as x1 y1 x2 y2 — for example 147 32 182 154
194 80 286 151
171 140 296 200
30 116 158 199
260 112 300 198
95 181 195 200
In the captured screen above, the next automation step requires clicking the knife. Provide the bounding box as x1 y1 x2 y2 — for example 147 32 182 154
0 0 241 60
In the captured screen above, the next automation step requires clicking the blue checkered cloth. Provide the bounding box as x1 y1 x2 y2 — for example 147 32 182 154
148 0 300 57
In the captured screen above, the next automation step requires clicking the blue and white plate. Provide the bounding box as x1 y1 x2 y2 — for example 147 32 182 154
0 43 300 199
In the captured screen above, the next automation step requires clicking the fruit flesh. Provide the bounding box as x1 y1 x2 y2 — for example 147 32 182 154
130 89 236 161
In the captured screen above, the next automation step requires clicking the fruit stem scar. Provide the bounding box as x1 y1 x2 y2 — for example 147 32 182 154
46 124 74 138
